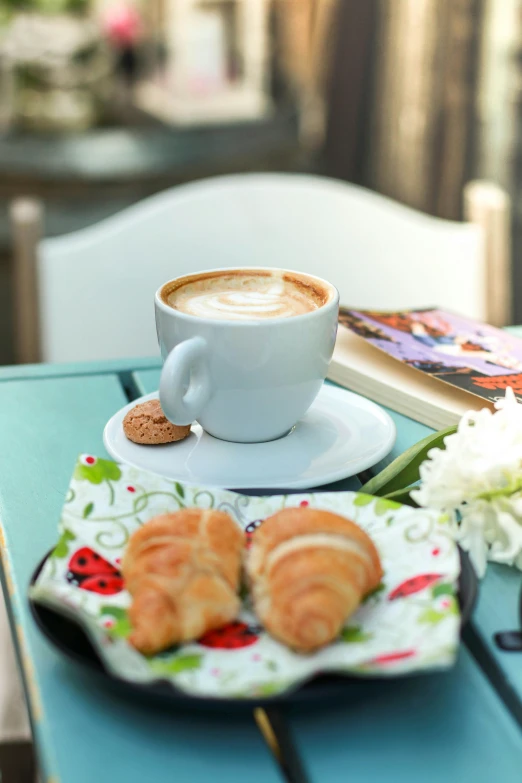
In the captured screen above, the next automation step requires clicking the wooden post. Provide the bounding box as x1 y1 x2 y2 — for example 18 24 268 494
9 198 44 364
463 180 512 326
323 0 379 182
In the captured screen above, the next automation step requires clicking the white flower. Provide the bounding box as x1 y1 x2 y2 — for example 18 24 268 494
411 388 522 576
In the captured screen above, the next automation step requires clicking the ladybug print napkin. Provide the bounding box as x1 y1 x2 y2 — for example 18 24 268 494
30 455 461 699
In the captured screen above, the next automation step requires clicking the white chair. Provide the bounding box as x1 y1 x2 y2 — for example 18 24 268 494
10 173 511 364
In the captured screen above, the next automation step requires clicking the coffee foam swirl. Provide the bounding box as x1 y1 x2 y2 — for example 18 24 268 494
167 274 323 321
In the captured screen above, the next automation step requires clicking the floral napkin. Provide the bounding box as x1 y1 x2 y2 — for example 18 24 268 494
30 455 461 699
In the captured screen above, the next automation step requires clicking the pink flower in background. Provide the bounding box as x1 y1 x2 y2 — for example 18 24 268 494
103 5 143 47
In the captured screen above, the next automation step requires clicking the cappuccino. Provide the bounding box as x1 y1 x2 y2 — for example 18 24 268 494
162 270 329 321
156 267 339 441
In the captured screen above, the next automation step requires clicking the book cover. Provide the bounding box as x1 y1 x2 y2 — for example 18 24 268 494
339 307 522 404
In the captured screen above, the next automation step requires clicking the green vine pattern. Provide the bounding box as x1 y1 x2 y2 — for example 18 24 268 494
217 494 252 522
67 490 185 525
94 519 132 549
192 490 215 509
404 512 435 543
64 487 188 548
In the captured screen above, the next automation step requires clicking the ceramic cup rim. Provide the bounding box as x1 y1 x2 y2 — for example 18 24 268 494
155 266 339 327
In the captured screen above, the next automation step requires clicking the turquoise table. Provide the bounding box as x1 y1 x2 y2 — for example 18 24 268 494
0 356 521 782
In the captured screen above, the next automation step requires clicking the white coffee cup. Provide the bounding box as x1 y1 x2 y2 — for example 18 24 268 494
155 267 339 443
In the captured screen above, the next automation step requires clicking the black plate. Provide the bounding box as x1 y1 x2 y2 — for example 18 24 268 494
29 547 477 710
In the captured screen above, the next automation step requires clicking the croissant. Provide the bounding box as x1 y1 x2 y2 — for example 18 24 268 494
122 509 243 655
246 507 383 652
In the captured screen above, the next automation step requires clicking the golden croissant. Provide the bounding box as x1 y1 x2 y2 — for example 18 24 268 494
246 507 383 653
122 509 243 655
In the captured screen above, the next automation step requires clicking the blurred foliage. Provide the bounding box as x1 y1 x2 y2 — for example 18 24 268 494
1 0 90 14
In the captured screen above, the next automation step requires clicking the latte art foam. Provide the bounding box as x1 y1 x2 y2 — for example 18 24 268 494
166 273 325 321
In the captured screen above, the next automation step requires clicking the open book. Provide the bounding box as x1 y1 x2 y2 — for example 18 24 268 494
328 308 522 429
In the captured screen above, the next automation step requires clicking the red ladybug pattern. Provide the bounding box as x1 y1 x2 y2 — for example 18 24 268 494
80 574 124 595
245 519 263 549
370 650 416 665
199 622 260 649
388 573 443 601
66 547 123 595
68 547 120 577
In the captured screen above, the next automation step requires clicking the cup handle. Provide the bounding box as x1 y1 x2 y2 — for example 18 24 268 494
159 337 211 425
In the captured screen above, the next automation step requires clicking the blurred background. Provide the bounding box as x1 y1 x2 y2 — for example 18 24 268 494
0 0 520 365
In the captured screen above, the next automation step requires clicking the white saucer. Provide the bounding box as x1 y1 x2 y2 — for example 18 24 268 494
103 385 396 490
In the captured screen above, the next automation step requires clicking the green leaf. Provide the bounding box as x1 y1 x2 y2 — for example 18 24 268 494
434 595 459 617
266 660 278 672
175 482 185 499
153 645 181 660
52 529 76 559
100 606 127 621
100 606 132 638
75 463 102 484
419 609 445 625
360 425 457 497
362 582 385 603
253 682 284 696
374 497 402 515
74 457 121 485
151 654 203 675
432 583 455 598
100 460 122 481
382 486 420 507
111 616 132 638
82 502 94 518
353 494 374 507
340 626 373 643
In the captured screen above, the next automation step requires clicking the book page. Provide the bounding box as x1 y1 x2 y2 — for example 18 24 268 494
330 326 493 432
339 308 522 404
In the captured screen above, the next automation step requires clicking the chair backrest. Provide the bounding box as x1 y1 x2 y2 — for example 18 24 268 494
15 173 492 363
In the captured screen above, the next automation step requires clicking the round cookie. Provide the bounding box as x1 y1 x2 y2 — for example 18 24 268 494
123 399 191 445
